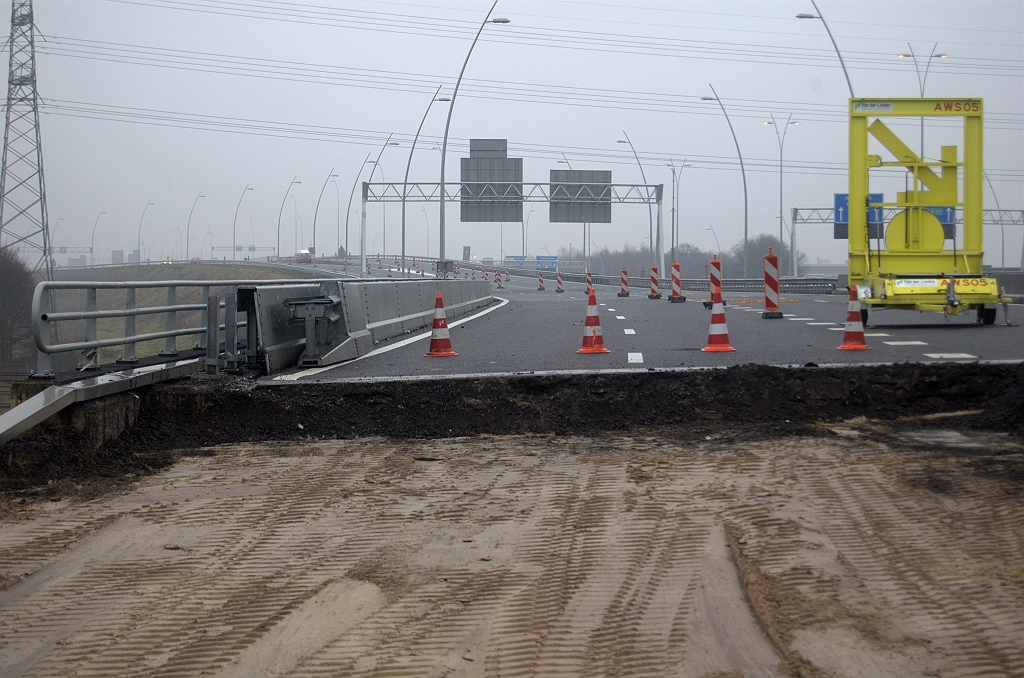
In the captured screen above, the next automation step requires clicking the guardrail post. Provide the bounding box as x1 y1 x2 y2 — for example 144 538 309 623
160 285 178 357
199 285 210 349
33 289 53 378
119 287 138 363
80 287 100 370
205 294 220 376
224 289 239 372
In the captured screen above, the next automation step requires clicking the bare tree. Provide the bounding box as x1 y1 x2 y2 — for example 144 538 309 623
0 247 36 363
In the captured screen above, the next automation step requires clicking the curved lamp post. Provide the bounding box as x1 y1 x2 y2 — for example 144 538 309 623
707 225 722 259
664 159 691 265
402 85 448 275
764 115 799 275
523 207 536 258
617 133 655 266
277 176 300 261
312 168 337 265
797 1 854 98
90 208 105 266
136 201 153 264
354 134 396 277
438 2 510 264
421 207 429 258
702 86 749 277
232 184 253 261
331 175 340 259
185 191 205 261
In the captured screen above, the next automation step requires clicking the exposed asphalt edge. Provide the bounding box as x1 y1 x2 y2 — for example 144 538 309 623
259 358 1024 386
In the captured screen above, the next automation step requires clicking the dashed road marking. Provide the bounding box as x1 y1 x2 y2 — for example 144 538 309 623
607 308 616 311
783 313 796 317
812 299 828 303
616 315 625 320
624 329 636 335
627 352 644 364
864 333 890 337
789 317 815 321
884 341 928 346
828 327 846 331
807 322 836 325
924 353 978 359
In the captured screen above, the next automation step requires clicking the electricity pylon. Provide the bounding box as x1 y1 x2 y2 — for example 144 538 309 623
0 0 52 279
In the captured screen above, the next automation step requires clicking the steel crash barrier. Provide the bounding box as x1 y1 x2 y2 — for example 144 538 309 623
31 278 492 379
503 269 839 295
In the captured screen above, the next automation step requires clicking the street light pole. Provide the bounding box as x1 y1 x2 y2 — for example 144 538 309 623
765 115 799 276
707 225 722 258
232 184 253 261
277 176 300 261
797 1 855 98
703 86 749 277
664 159 690 265
312 168 337 265
136 201 153 264
345 152 372 271
898 43 946 157
331 176 339 259
185 191 205 261
90 208 105 266
421 207 429 258
524 207 536 258
617 132 654 267
438 2 510 264
402 85 448 275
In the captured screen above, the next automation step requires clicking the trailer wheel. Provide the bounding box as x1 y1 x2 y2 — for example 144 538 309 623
860 308 869 328
977 307 996 325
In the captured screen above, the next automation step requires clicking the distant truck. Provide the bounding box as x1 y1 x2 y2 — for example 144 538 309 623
296 250 313 264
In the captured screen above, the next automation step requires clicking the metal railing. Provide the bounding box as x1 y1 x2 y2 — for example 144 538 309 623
30 278 340 378
503 268 839 295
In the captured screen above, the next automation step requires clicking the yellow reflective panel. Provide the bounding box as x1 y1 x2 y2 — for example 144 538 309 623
885 209 945 253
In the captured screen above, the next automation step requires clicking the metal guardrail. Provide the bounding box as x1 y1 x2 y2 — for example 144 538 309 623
505 268 839 295
30 278 344 378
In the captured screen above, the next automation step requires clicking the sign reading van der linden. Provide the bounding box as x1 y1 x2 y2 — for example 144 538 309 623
853 102 892 113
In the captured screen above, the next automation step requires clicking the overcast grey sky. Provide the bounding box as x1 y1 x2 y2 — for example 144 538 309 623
14 0 1024 267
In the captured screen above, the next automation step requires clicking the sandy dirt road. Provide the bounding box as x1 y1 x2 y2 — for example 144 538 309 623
2 425 1022 677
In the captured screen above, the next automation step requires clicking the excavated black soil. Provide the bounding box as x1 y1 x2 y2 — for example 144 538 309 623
3 363 1022 494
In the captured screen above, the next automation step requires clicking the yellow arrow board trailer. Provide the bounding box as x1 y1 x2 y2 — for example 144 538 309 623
848 98 1009 324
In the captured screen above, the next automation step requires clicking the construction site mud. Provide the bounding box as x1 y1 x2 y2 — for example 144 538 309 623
2 362 1023 496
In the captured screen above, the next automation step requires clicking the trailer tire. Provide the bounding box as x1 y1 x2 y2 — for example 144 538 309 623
978 307 996 325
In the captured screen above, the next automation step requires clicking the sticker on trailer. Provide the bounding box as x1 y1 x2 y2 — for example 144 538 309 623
894 279 941 288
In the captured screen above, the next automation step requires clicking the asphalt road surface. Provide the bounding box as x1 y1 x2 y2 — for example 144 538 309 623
273 268 1022 383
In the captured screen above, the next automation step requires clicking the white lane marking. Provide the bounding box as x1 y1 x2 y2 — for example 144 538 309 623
274 296 511 381
616 315 626 320
812 299 828 303
607 308 615 312
924 353 978 359
783 314 796 317
828 327 845 331
599 303 606 306
884 341 928 346
628 352 644 364
732 306 749 309
864 333 890 337
624 329 636 335
789 317 815 321
807 322 836 325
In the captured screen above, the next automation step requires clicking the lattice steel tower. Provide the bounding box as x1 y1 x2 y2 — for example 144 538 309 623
0 0 51 279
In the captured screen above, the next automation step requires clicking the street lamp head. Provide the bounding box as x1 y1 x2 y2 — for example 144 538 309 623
935 53 947 58
387 141 399 146
616 139 628 144
700 96 715 101
763 121 772 125
435 97 451 102
898 53 907 58
796 12 817 19
491 17 510 24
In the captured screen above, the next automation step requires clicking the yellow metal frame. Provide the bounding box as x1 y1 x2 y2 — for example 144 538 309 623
848 98 1007 314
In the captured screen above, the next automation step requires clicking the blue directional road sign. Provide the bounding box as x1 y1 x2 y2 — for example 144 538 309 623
923 206 956 225
834 193 884 224
536 255 558 270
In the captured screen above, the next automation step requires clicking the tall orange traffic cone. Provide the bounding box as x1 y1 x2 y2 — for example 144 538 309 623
701 285 736 352
577 288 610 354
425 292 457 357
838 287 871 350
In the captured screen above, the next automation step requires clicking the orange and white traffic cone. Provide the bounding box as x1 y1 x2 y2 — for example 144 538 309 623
387 265 393 277
538 271 545 291
838 287 871 351
504 268 510 282
425 292 457 357
618 268 629 297
495 270 504 289
648 264 662 299
586 269 593 294
556 270 564 293
577 288 610 354
701 285 736 352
